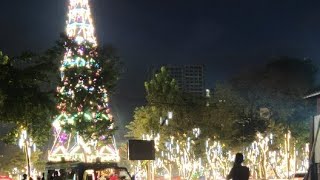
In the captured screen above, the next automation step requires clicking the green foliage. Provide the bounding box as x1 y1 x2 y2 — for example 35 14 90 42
127 57 317 158
54 34 122 141
229 56 317 146
55 34 122 93
144 67 181 107
0 51 55 145
31 151 47 172
0 144 45 175
142 67 199 135
126 106 162 139
0 51 9 65
0 144 25 174
201 83 267 149
128 67 209 164
97 44 123 93
126 57 317 178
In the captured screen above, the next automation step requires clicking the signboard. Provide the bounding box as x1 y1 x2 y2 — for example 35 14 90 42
128 140 155 160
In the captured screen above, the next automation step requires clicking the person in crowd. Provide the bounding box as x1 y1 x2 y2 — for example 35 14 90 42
109 169 119 180
41 173 45 180
53 171 60 180
226 153 250 180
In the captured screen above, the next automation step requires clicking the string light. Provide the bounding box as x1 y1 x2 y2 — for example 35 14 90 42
48 0 119 162
137 130 309 179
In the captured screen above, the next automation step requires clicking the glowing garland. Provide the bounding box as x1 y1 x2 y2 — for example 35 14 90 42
135 130 309 179
48 0 119 162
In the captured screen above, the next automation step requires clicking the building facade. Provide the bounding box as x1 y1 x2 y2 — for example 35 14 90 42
165 64 205 96
304 91 320 180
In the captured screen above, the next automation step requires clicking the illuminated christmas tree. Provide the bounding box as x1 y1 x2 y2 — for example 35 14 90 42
48 0 119 162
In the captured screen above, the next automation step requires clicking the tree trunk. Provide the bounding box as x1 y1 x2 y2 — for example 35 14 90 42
25 142 31 179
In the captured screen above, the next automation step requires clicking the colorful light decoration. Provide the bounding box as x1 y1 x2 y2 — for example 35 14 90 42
134 130 309 180
141 131 203 180
19 129 37 179
48 0 119 162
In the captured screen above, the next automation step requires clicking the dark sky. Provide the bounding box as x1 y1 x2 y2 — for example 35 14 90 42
1 0 320 134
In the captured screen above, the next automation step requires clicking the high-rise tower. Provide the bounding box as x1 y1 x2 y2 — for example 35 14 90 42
163 64 205 96
48 0 119 162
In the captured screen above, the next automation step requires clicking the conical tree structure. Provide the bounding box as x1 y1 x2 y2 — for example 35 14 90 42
48 0 119 162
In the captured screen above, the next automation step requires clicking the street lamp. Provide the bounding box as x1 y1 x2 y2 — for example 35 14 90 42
19 129 36 179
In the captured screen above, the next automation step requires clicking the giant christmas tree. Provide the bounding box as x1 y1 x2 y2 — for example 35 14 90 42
48 0 119 162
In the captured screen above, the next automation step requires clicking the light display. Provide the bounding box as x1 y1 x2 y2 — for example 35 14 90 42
133 130 308 180
48 0 119 162
19 129 37 178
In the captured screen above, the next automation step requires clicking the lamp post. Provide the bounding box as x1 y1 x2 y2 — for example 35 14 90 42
19 129 36 179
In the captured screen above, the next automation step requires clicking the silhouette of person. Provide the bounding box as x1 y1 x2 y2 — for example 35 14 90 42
59 169 66 180
226 153 250 180
53 171 60 180
22 174 28 180
41 173 45 180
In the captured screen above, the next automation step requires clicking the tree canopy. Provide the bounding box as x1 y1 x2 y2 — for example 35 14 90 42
127 57 318 152
52 34 122 141
0 50 56 145
229 57 317 146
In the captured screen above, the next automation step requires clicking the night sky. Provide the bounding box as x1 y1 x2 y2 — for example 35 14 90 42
1 0 320 133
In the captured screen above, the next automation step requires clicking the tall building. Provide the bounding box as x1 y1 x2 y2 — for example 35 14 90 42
165 64 205 96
